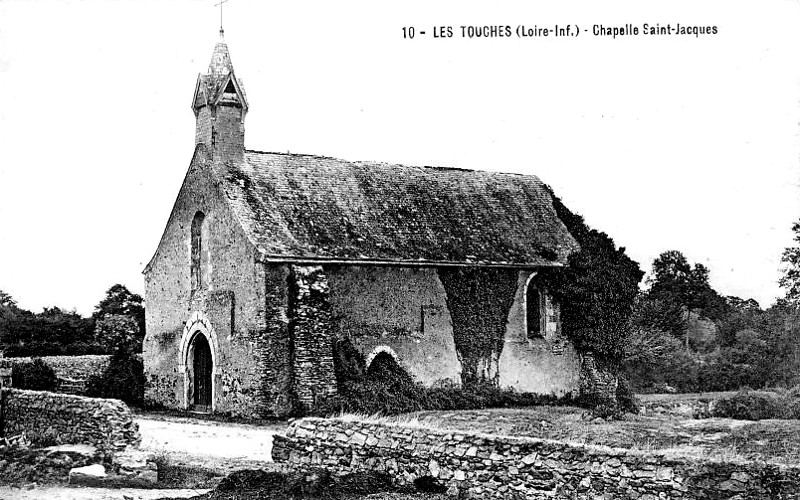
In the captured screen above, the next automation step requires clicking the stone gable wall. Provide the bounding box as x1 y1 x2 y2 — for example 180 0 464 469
143 148 271 418
1 389 140 452
273 417 800 499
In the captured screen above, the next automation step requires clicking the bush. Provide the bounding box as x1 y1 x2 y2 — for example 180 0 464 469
616 377 640 414
784 385 800 419
11 358 58 391
313 348 571 416
711 388 785 420
85 350 144 406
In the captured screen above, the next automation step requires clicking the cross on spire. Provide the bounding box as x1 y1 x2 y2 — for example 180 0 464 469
214 0 229 35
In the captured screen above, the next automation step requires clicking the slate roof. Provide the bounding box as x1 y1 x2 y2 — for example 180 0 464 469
215 151 579 266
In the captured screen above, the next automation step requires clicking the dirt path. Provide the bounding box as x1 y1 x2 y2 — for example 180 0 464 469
0 485 207 500
136 413 285 473
0 415 287 499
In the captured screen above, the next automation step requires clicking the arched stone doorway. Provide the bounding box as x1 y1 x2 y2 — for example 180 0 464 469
189 332 213 411
179 311 219 412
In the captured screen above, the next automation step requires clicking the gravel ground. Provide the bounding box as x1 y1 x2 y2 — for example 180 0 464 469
136 413 284 473
0 485 208 500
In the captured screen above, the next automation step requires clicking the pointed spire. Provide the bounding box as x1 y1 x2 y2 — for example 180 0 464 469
208 30 233 77
192 30 248 162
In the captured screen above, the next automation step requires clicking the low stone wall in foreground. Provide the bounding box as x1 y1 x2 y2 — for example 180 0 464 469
273 417 800 499
1 388 140 452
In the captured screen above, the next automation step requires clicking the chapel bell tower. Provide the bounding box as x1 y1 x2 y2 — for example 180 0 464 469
192 30 248 162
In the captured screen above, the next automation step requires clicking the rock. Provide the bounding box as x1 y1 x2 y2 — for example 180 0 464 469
134 469 158 484
69 464 107 486
731 471 751 483
350 432 367 446
43 444 98 460
429 459 440 478
720 479 746 492
113 448 158 485
446 482 460 497
655 466 673 481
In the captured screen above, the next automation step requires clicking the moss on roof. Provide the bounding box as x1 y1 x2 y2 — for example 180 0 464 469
215 151 579 266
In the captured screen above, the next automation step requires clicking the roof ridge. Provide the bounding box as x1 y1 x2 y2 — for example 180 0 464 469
243 149 531 177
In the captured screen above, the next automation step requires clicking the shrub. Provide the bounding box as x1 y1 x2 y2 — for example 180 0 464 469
85 349 144 406
414 476 446 493
616 377 640 414
783 385 800 419
11 358 58 391
215 468 393 498
711 388 784 420
313 347 571 416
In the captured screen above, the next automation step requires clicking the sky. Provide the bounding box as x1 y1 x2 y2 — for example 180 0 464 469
0 0 799 315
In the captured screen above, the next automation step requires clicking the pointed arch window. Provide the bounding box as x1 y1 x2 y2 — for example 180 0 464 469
191 211 210 291
525 274 546 339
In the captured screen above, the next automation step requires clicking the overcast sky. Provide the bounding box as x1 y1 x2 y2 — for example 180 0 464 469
1 0 799 315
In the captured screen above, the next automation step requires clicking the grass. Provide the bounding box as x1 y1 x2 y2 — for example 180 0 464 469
153 451 224 490
329 412 444 430
404 406 800 464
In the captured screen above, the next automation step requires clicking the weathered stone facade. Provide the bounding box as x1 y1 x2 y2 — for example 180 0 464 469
0 389 140 452
326 266 462 387
143 34 586 418
580 353 619 403
498 271 580 396
143 147 273 418
289 265 337 409
274 417 800 499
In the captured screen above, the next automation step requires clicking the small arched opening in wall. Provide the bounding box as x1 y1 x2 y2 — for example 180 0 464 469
524 272 546 340
364 345 402 378
178 311 220 412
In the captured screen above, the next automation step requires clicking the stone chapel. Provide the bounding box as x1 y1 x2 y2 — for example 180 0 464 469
142 32 583 418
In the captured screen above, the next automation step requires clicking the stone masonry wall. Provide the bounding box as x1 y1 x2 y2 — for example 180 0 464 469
289 265 337 409
498 270 581 396
326 265 461 387
0 355 112 381
273 418 800 499
1 389 140 452
580 353 619 403
143 146 271 418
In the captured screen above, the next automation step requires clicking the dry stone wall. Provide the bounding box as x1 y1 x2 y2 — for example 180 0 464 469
0 355 112 381
1 389 140 452
273 417 800 499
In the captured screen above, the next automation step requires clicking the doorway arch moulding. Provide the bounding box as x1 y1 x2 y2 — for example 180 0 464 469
178 310 221 411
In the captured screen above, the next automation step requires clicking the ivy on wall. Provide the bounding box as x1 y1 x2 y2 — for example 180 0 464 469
438 268 518 386
538 188 644 367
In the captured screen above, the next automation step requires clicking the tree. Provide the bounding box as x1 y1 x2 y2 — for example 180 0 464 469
0 290 17 308
92 284 145 352
631 295 688 339
780 219 800 305
716 295 762 346
538 191 644 366
94 314 141 353
646 250 717 348
0 299 95 357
